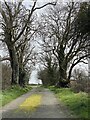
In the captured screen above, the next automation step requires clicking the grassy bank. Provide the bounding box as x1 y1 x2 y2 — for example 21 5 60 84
0 85 32 107
48 86 89 119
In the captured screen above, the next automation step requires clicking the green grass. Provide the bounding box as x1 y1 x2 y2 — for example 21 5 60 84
0 85 32 107
48 86 89 119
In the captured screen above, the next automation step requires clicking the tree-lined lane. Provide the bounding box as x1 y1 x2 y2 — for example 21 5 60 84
1 87 75 118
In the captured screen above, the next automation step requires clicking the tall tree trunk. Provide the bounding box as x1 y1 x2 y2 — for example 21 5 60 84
5 27 19 85
19 65 25 87
57 45 69 87
18 52 25 87
8 46 19 85
88 36 90 79
58 61 69 87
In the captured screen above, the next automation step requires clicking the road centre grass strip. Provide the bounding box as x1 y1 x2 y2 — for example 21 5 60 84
19 94 42 111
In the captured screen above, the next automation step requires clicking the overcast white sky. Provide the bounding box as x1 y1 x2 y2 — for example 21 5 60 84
0 0 89 5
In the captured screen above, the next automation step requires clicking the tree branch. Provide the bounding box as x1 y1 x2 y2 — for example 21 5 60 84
0 57 11 62
34 2 57 11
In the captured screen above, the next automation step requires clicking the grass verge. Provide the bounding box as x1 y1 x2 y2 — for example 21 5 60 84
0 85 32 107
48 86 89 119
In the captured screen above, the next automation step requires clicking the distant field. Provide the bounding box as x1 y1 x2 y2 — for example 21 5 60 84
48 86 89 119
0 85 32 107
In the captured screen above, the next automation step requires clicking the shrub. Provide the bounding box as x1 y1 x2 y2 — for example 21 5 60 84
70 69 89 93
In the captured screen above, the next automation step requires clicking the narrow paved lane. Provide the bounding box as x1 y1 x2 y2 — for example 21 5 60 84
1 87 75 118
30 88 74 118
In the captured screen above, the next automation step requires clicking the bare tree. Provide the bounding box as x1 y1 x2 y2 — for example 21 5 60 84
38 1 90 87
0 0 57 85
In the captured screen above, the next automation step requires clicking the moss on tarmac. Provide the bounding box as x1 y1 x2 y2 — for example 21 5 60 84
19 94 42 111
